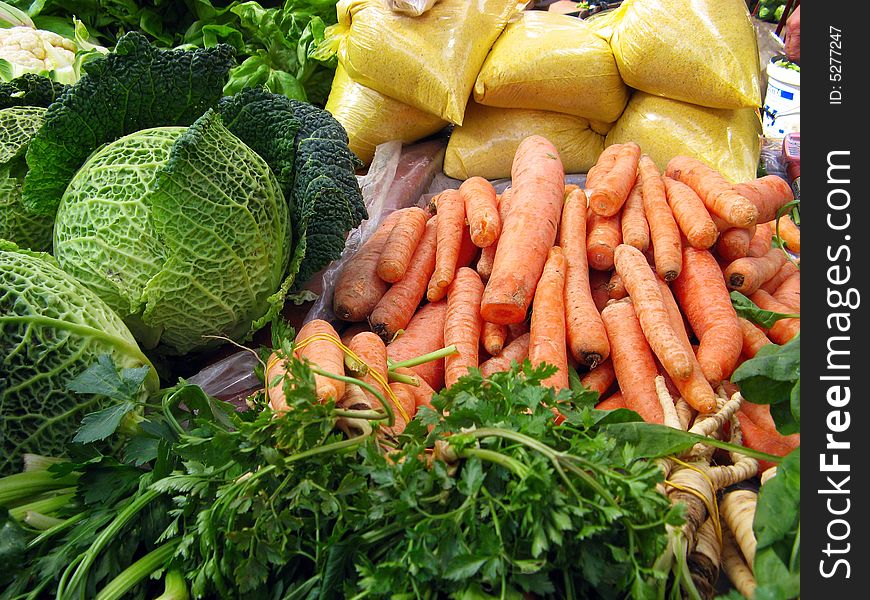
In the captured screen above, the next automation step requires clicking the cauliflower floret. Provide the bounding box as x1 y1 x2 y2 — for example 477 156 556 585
0 26 78 83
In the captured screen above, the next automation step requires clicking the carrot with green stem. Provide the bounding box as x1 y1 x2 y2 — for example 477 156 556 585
386 300 448 390
427 189 466 302
338 332 390 412
588 141 641 217
376 207 430 283
665 155 758 228
613 244 693 382
460 176 500 248
477 188 513 282
748 289 800 344
370 217 438 341
392 366 436 409
621 180 650 252
444 267 485 387
481 135 565 324
737 317 773 359
480 332 530 377
662 176 718 250
724 247 788 294
528 246 570 391
673 247 742 383
600 298 664 424
747 221 774 258
560 188 610 367
638 156 682 281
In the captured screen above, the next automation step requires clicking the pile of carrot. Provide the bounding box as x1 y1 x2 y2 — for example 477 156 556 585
295 136 801 457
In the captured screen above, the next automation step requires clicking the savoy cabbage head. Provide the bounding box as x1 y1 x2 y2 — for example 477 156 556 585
0 242 159 475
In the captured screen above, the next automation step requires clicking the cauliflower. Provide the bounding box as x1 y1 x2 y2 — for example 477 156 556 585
0 26 79 83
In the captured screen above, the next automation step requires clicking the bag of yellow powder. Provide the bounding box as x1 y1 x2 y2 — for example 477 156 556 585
331 0 519 125
325 64 448 166
474 11 629 123
605 91 762 183
608 0 762 110
444 101 606 180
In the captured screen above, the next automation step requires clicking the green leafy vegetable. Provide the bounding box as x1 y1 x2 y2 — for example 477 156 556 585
730 290 799 328
731 334 800 435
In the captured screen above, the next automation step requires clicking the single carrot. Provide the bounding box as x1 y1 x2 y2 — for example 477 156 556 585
481 135 565 324
370 217 438 341
564 183 581 197
736 410 801 473
588 142 641 217
589 269 611 312
376 207 430 283
528 246 570 391
340 322 370 347
748 289 800 344
476 188 513 282
586 143 626 188
715 227 754 262
607 270 627 300
672 247 743 383
382 381 419 436
621 180 650 252
733 175 794 223
460 176 501 248
580 358 616 398
480 332 531 377
393 366 436 410
772 270 800 313
481 321 509 356
662 176 718 250
444 267 485 387
338 332 388 412
560 188 611 367
759 260 799 294
600 298 664 424
737 317 773 359
333 210 405 321
586 211 622 272
724 248 788 295
638 156 682 281
776 214 801 254
614 244 693 382
427 189 466 302
665 156 758 228
595 391 626 411
386 300 448 390
747 221 774 258
657 279 718 412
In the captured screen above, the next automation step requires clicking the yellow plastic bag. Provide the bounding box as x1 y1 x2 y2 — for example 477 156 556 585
474 11 629 123
605 91 762 183
325 65 448 166
608 0 762 109
444 101 605 180
332 0 519 125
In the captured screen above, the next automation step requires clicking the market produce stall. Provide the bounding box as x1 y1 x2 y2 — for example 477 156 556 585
2 0 799 598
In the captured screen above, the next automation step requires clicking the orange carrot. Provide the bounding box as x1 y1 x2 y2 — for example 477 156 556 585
376 207 430 283
481 321 509 356
560 188 611 367
393 366 436 410
476 188 512 282
481 135 565 324
386 300 448 390
589 269 611 312
528 246 569 391
460 176 501 248
748 289 800 344
613 244 693 382
759 260 799 294
638 156 682 281
733 175 794 223
564 183 581 197
507 320 529 343
715 227 754 262
600 299 664 424
736 410 800 473
747 221 774 258
657 279 718 412
444 267 485 387
340 323 370 347
772 270 800 313
580 358 616 398
724 248 788 294
480 332 531 377
621 180 650 252
588 142 641 217
672 247 743 383
595 391 626 411
662 176 718 250
370 217 438 342
738 317 773 359
339 332 388 411
665 156 758 228
776 214 801 254
586 211 622 272
333 210 405 321
586 143 625 187
427 189 466 302
607 270 627 300
383 380 419 436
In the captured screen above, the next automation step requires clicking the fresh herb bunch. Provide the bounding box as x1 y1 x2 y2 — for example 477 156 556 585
1 334 680 599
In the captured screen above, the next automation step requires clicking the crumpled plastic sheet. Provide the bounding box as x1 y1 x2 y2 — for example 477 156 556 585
186 349 261 409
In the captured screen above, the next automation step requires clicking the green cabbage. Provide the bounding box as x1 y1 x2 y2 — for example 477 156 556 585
0 242 159 475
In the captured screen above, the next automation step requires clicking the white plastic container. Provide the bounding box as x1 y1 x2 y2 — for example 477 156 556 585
762 55 800 138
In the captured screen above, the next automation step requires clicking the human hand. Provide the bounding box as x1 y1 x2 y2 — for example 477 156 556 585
783 5 800 64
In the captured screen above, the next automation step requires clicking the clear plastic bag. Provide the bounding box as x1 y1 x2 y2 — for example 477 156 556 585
186 350 261 408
